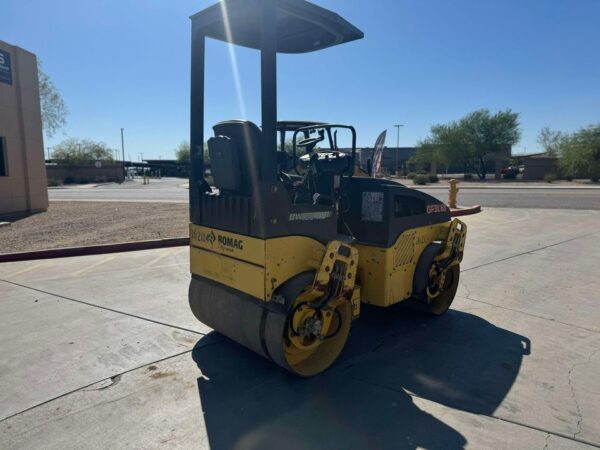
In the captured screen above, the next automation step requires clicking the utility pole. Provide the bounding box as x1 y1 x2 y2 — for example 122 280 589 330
394 124 404 175
120 128 126 182
46 147 50 160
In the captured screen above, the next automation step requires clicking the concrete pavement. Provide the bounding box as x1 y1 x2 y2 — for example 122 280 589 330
1 208 599 449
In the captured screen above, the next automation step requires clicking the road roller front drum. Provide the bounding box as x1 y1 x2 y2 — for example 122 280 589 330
190 274 354 377
282 297 352 376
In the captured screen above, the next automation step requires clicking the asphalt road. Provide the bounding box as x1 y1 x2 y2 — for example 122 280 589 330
49 180 600 210
422 187 600 210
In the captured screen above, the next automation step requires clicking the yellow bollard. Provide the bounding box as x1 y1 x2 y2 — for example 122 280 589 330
448 179 459 209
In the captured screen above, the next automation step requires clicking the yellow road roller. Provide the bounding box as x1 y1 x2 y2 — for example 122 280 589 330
188 0 467 376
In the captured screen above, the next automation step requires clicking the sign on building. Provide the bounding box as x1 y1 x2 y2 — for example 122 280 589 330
0 49 13 85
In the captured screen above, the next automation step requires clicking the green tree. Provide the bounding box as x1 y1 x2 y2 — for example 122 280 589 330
409 139 450 172
417 109 521 179
412 121 473 174
175 140 211 166
175 140 191 163
559 124 600 181
38 61 68 138
52 138 115 163
432 122 473 171
460 109 521 179
537 127 565 157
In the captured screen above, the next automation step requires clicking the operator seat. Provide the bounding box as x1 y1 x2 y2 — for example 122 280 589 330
208 120 262 195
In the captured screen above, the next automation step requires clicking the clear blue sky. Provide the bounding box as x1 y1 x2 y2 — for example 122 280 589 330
4 0 600 160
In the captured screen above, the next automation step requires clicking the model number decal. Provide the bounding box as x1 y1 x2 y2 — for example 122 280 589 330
426 204 448 214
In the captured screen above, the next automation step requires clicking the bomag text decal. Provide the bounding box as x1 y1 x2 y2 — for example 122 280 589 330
217 235 244 250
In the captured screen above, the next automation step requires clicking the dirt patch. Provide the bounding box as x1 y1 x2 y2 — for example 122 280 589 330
0 202 189 254
149 371 177 380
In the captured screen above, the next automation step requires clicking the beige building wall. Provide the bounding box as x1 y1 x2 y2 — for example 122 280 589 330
0 40 48 216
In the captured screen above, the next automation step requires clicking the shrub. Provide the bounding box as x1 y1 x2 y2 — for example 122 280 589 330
503 171 517 179
413 174 428 185
63 176 75 184
544 173 556 183
47 178 61 187
591 176 599 183
564 175 573 181
407 172 417 179
76 177 91 184
428 174 439 183
463 173 473 180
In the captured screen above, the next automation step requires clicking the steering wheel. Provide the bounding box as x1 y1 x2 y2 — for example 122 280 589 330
278 171 295 191
296 136 324 148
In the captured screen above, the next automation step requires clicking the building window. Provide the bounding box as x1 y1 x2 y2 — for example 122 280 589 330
0 137 8 177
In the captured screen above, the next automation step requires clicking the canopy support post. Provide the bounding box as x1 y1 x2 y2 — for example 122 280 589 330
190 31 205 223
260 0 277 181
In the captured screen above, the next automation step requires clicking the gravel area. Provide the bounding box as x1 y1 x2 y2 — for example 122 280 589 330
0 202 189 254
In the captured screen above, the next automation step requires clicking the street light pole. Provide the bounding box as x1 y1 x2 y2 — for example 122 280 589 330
120 128 126 182
393 124 404 175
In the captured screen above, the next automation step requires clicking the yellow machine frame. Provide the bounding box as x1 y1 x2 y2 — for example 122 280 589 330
190 218 466 309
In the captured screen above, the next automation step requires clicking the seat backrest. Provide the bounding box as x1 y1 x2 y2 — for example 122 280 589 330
211 120 262 194
207 136 241 192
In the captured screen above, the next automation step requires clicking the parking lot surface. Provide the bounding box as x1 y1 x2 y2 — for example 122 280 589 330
1 207 599 449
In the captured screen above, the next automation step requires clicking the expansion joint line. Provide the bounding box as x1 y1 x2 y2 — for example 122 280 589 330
0 278 205 337
462 231 600 273
568 348 599 439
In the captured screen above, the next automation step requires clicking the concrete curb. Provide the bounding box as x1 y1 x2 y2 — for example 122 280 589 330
410 185 600 190
450 205 482 217
0 238 189 263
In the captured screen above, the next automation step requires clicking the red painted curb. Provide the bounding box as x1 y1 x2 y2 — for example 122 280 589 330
450 205 482 217
0 238 189 263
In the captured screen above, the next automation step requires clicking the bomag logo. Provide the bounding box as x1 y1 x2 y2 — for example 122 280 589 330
206 231 216 246
192 229 216 246
217 235 244 250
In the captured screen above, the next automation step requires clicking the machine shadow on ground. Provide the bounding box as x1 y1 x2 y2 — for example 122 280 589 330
191 307 530 450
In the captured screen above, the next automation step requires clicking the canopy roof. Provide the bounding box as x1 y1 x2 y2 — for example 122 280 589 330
276 120 325 131
191 0 363 54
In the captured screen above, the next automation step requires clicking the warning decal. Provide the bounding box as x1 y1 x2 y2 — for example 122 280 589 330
361 191 384 222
